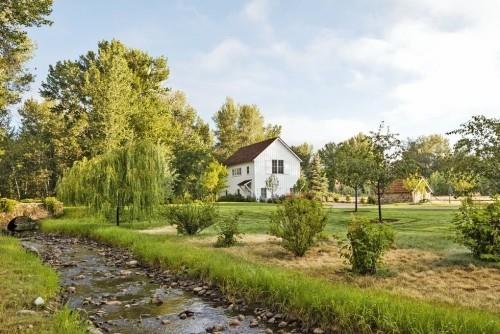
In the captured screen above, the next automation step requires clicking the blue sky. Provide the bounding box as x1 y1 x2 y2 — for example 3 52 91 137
25 0 500 148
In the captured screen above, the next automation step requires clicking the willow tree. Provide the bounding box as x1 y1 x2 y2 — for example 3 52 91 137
57 141 173 225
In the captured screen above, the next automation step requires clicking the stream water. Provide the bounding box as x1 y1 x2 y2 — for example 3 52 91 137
21 233 292 334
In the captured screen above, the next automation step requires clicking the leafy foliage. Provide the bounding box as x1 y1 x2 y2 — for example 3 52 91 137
213 97 281 160
0 198 17 213
448 115 499 195
215 211 242 247
0 0 53 112
453 198 500 261
198 161 227 200
168 201 218 235
43 196 63 217
335 133 374 211
270 197 327 256
342 216 394 274
57 141 172 225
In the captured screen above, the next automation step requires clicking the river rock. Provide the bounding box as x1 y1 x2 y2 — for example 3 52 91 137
126 260 138 267
228 318 240 326
313 328 325 334
33 296 45 306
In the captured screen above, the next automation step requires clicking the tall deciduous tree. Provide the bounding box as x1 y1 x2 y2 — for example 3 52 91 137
309 154 328 201
447 115 500 195
401 134 451 178
0 0 52 113
213 97 281 161
57 142 173 226
335 133 374 211
369 122 402 222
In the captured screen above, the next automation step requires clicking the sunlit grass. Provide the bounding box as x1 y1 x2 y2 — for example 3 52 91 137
0 235 85 334
42 217 500 334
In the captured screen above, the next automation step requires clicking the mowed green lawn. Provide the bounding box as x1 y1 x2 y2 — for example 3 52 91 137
215 202 461 252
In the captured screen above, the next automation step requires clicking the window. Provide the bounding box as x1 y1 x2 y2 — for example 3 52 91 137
260 188 267 199
272 160 284 174
237 189 241 196
232 168 241 177
247 166 250 174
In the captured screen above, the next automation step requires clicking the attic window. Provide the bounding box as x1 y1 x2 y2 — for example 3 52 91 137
232 168 242 176
272 160 284 174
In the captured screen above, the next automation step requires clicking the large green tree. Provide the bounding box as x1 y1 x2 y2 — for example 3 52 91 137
335 133 375 211
0 0 52 114
401 134 451 178
57 141 173 225
447 115 500 195
213 97 281 161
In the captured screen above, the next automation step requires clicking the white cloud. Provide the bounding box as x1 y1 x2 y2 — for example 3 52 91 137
171 0 500 148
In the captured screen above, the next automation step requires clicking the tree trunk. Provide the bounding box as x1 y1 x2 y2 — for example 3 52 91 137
377 181 382 223
116 205 120 226
354 186 358 212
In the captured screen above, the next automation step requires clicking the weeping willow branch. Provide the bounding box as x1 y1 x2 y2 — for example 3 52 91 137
57 141 173 225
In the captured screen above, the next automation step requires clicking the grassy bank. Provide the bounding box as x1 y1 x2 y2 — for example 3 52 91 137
42 218 500 334
0 235 85 334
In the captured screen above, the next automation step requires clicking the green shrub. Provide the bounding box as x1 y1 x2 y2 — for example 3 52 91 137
270 198 327 256
360 197 367 204
43 197 64 217
367 195 376 205
168 202 218 235
342 217 394 274
333 194 340 202
0 198 17 214
345 195 351 202
215 211 242 247
453 198 499 261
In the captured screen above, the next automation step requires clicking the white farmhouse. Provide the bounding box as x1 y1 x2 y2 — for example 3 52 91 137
222 137 302 200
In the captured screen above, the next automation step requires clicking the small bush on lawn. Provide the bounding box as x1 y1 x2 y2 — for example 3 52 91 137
453 197 500 261
270 197 327 256
168 202 218 235
342 216 394 274
215 211 243 247
43 197 64 217
360 197 367 204
0 198 17 214
345 195 351 202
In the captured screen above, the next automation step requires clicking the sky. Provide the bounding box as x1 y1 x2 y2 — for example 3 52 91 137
23 0 500 148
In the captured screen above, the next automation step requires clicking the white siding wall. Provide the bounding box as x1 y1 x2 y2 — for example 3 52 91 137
224 162 255 197
254 140 301 199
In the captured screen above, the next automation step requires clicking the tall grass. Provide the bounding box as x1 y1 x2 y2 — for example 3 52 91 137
0 235 85 334
42 218 500 334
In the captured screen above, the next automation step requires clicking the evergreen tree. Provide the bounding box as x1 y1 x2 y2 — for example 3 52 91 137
309 154 328 201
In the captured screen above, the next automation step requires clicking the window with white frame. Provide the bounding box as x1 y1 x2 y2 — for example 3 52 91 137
232 168 242 176
272 160 284 174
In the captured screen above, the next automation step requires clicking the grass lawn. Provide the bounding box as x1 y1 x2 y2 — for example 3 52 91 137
57 203 500 312
0 235 85 334
40 216 500 334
